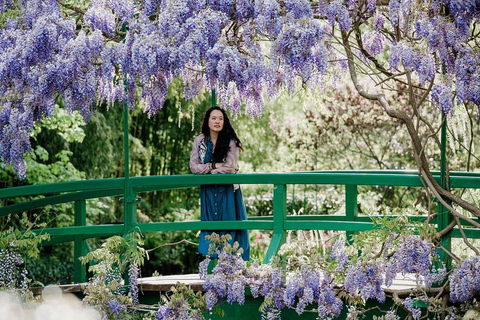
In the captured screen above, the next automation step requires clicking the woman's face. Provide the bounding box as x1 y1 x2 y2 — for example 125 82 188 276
208 109 224 134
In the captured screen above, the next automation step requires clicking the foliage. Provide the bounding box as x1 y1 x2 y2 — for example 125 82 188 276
1 0 479 179
0 213 49 302
154 283 207 320
80 232 146 319
24 253 74 286
249 230 272 263
243 185 344 217
141 208 201 276
149 225 479 320
0 213 49 259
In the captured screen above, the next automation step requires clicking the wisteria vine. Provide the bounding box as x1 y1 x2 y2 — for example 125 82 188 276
153 232 480 320
0 0 479 178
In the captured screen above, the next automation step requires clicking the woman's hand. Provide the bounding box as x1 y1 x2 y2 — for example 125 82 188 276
215 163 224 169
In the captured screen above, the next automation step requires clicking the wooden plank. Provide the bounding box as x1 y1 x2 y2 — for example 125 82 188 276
137 274 204 291
27 273 424 296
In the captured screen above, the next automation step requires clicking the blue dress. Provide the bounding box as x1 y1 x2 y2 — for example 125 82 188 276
198 138 250 261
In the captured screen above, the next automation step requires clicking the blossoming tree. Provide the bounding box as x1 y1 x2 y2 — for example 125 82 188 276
1 0 480 318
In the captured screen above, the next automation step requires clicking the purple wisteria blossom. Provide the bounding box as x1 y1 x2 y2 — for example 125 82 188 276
363 31 384 57
330 239 348 272
317 272 342 320
129 263 139 305
84 5 116 36
107 298 127 317
2 0 480 180
0 249 25 289
403 297 421 320
156 305 173 320
344 261 385 303
198 256 210 280
0 0 15 13
326 0 352 31
431 81 454 115
385 235 445 287
202 251 249 308
449 256 480 303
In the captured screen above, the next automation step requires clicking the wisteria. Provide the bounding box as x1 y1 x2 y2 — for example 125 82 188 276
0 249 25 290
128 263 139 305
149 230 470 320
1 0 480 178
385 235 445 287
202 241 249 309
316 272 342 320
431 81 455 115
402 297 421 320
344 261 385 303
449 256 480 303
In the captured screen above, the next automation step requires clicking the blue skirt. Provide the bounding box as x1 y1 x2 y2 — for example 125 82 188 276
198 184 250 261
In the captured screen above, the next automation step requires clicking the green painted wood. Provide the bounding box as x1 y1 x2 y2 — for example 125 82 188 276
449 176 480 189
448 171 480 177
129 173 430 188
0 179 123 199
1 172 477 201
137 220 273 232
438 115 452 266
42 235 75 246
134 185 193 193
123 188 138 234
285 220 374 231
74 200 88 283
1 170 479 263
211 89 216 107
0 188 123 217
249 215 436 223
31 224 124 237
451 229 480 238
263 185 287 264
345 185 358 243
122 99 137 236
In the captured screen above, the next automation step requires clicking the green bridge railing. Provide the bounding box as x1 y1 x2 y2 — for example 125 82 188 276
1 170 480 284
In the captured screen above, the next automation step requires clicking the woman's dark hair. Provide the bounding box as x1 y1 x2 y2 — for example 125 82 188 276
201 106 243 162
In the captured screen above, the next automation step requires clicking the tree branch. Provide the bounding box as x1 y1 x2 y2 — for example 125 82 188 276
454 216 480 255
55 0 85 15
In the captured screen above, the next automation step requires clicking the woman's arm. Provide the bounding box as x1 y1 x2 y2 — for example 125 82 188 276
190 135 211 174
211 140 238 174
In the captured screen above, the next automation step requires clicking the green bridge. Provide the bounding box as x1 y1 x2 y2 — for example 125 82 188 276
1 170 479 285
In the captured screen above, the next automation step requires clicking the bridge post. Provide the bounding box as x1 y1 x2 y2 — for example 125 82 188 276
123 188 138 233
74 200 87 283
263 184 287 264
345 184 358 243
438 114 451 266
211 89 216 106
122 99 138 234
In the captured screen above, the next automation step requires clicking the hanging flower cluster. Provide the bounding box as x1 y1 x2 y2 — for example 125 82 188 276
2 0 479 178
152 232 467 320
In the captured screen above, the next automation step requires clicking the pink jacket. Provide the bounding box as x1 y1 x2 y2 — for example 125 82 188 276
190 134 239 175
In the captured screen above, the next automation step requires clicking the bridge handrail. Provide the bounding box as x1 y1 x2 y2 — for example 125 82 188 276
2 170 479 200
1 170 479 282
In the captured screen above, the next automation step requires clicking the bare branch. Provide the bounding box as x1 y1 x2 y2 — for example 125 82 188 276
454 216 480 255
354 24 393 78
421 168 480 227
437 244 461 263
55 0 85 15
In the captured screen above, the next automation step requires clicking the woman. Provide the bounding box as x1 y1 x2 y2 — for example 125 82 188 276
190 106 250 261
